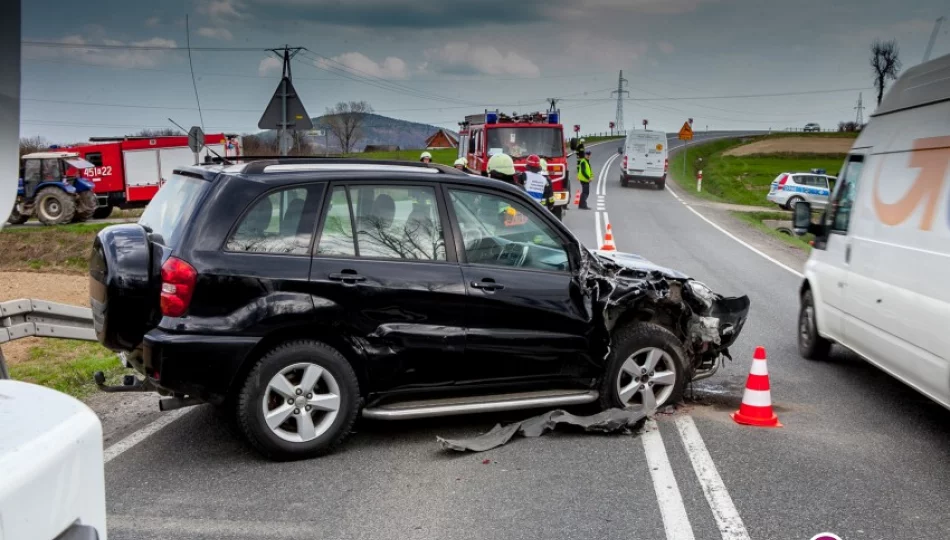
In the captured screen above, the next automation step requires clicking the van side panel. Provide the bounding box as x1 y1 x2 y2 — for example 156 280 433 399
845 101 950 408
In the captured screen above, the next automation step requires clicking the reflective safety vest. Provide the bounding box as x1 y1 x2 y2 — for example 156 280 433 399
523 170 555 207
578 158 593 183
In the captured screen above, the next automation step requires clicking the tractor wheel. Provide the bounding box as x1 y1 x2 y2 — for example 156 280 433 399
35 188 76 226
73 191 98 222
92 205 114 220
6 205 29 225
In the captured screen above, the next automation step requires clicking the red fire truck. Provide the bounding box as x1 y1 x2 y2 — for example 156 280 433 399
458 110 570 219
58 134 241 218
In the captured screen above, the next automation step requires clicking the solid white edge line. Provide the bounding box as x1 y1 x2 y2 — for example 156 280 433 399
595 210 603 248
103 408 190 464
642 419 697 540
674 416 751 540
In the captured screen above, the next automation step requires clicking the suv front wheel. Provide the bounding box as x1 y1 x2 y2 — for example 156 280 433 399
599 323 689 411
237 340 360 460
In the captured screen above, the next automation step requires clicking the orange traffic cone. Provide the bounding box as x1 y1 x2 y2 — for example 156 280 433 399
600 227 617 251
731 346 782 427
573 190 581 206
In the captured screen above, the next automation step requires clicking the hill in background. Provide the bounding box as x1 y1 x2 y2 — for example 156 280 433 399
260 113 456 152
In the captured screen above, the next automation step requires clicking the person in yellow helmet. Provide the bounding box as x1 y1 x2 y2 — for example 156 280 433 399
420 151 433 164
453 157 467 170
486 153 521 187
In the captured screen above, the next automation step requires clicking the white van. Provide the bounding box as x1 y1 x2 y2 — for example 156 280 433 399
793 53 950 410
619 130 669 189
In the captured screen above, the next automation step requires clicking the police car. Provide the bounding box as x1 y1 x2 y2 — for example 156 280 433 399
766 169 836 210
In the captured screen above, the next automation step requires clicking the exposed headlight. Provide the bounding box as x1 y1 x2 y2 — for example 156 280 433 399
687 280 716 308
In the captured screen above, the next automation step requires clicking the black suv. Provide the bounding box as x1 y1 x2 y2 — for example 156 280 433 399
90 159 749 460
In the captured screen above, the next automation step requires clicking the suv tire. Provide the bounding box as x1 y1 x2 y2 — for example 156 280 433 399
599 322 689 411
237 340 360 461
798 289 831 360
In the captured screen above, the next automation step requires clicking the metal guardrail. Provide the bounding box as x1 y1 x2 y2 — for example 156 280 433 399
0 299 96 379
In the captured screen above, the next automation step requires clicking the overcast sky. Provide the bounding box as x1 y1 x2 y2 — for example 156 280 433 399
20 0 949 143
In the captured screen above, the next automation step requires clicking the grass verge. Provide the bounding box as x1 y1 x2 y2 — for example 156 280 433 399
730 210 814 253
353 147 458 165
670 135 847 207
8 340 130 400
0 222 109 273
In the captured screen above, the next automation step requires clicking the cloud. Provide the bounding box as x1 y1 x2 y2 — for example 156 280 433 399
559 33 649 69
425 42 541 78
25 35 180 69
657 41 675 54
198 0 248 19
197 27 234 40
315 52 410 80
145 16 161 27
258 56 282 75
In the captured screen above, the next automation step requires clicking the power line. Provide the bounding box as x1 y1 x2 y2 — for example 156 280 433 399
22 40 265 52
562 87 873 102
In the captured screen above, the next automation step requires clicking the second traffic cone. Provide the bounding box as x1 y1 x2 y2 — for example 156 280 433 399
600 227 617 251
573 189 581 205
731 346 782 428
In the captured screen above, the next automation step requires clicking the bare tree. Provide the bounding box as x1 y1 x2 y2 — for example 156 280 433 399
870 40 902 106
241 134 279 156
19 136 50 156
324 101 373 154
131 128 182 137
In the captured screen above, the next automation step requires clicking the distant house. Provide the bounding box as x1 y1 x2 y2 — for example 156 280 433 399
424 129 459 149
363 145 400 152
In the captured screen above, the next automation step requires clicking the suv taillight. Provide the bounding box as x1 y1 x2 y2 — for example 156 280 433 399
664 158 669 172
777 174 789 190
160 257 197 317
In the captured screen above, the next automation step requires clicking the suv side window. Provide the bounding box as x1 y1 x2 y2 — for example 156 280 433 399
827 156 864 234
226 186 321 255
351 185 446 260
449 189 568 272
316 186 356 257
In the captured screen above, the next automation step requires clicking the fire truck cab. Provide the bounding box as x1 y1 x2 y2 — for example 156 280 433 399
459 110 570 219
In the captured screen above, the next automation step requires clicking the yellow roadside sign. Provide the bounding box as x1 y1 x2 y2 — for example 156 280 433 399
678 122 694 141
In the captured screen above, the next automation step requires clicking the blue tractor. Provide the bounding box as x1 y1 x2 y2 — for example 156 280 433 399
7 152 98 226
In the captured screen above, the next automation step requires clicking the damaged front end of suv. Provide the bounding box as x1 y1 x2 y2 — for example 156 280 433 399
582 249 751 382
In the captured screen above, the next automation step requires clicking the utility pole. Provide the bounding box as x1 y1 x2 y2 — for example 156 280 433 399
265 45 305 156
546 98 560 112
854 92 865 126
923 16 946 63
611 70 629 135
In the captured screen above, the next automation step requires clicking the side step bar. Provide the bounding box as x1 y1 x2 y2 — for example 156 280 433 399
362 389 599 420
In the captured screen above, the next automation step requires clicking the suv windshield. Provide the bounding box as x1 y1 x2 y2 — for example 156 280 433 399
486 127 562 159
139 174 209 246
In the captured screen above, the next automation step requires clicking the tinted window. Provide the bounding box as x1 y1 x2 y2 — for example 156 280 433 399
226 187 320 255
139 174 210 247
316 186 356 257
351 185 446 260
85 152 103 167
486 127 562 159
828 156 864 233
449 189 568 272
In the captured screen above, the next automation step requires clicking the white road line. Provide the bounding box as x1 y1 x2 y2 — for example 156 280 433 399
104 408 190 464
642 420 697 540
674 416 751 540
595 210 603 247
603 211 610 228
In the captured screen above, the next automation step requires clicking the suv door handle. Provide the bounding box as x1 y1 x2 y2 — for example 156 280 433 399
329 271 366 284
471 279 504 292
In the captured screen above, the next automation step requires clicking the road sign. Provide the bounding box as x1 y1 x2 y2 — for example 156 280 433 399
678 121 694 141
258 77 313 130
187 126 204 153
573 125 580 133
609 121 615 129
642 119 649 128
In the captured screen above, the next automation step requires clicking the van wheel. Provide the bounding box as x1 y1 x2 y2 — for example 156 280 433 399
236 340 360 461
785 196 804 210
656 180 665 190
35 188 76 225
799 289 831 360
620 175 629 187
599 323 689 411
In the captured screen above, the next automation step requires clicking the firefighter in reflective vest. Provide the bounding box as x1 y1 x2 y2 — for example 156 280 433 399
577 149 593 209
523 154 555 210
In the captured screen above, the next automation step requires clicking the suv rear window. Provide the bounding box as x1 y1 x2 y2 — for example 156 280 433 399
139 174 209 246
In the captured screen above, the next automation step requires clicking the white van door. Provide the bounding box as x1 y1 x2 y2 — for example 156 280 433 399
807 155 864 340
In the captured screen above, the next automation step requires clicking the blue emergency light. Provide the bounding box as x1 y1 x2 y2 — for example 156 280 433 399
486 111 498 124
548 112 559 124
811 168 826 174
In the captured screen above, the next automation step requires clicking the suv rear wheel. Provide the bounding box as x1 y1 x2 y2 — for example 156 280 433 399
599 323 689 411
236 340 360 460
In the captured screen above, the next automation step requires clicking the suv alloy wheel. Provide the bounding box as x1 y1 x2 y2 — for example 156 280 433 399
599 323 689 411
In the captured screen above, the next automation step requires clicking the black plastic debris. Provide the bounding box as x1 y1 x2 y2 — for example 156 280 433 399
437 407 651 452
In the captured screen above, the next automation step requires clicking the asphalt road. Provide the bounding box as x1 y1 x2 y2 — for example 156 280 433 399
102 134 950 540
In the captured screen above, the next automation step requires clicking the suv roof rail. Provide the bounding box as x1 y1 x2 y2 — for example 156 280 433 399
239 157 467 176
